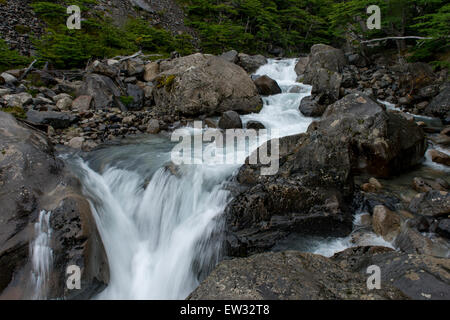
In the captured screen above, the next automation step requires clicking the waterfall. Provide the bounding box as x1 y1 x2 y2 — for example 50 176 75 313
30 210 53 300
70 59 314 299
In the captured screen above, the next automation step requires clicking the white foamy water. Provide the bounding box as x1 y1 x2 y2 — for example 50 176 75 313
30 210 53 300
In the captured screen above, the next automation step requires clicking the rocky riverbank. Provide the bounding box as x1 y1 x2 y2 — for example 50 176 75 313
0 43 449 300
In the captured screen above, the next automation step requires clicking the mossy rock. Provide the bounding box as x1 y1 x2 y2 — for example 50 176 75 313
156 74 176 92
2 106 26 119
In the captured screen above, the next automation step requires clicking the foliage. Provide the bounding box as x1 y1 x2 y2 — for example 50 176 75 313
0 39 32 72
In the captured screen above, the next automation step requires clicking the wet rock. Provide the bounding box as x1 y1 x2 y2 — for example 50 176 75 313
237 53 268 73
189 251 405 300
153 53 262 116
246 120 265 130
408 191 450 217
298 96 326 117
26 110 78 129
332 246 450 300
294 57 309 77
0 111 108 299
253 75 281 96
372 205 401 241
429 149 450 166
218 110 243 129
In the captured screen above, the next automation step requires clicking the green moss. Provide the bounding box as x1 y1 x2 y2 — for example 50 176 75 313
119 95 134 106
0 0 7 5
2 106 26 119
157 75 176 92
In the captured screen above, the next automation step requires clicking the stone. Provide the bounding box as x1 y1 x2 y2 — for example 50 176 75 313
143 62 159 82
0 72 18 85
26 110 78 129
188 251 405 300
56 96 73 111
408 191 449 218
246 120 265 130
3 93 32 108
147 119 160 134
78 73 121 109
253 75 282 96
220 50 239 64
153 53 262 116
294 57 309 76
429 149 450 166
87 60 119 78
68 137 85 149
218 110 243 129
237 53 268 73
372 205 401 241
298 96 326 117
125 84 144 110
72 95 93 111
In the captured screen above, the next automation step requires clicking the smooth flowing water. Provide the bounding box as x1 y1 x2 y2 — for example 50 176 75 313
68 59 315 299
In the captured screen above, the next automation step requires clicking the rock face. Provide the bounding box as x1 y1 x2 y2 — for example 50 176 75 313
429 149 450 166
333 246 450 300
151 53 262 116
0 111 108 299
253 75 282 96
77 73 121 110
309 93 426 177
303 44 348 103
188 250 405 300
220 50 239 64
372 205 401 241
294 57 309 78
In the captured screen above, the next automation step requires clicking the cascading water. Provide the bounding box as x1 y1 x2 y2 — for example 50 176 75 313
68 59 315 299
30 210 53 300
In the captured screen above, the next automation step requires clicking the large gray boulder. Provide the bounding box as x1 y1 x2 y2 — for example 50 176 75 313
309 93 426 177
0 112 108 299
303 44 348 103
237 53 268 73
188 250 405 300
152 53 262 116
77 73 121 110
26 110 79 129
424 84 450 121
253 75 282 96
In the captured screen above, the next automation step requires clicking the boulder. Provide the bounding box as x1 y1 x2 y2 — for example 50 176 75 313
303 44 348 103
3 93 32 108
146 119 160 134
424 84 450 120
246 120 265 130
77 73 121 110
0 72 18 85
87 60 119 78
294 57 309 77
143 62 159 82
72 95 93 111
237 53 268 73
125 84 144 111
55 96 73 111
26 110 78 129
436 219 450 239
298 96 326 117
333 246 450 300
220 50 239 64
309 93 426 177
372 205 401 241
188 250 405 300
408 191 449 218
429 149 450 166
253 75 282 96
28 70 58 87
218 110 243 129
152 53 262 116
121 57 144 77
0 111 108 299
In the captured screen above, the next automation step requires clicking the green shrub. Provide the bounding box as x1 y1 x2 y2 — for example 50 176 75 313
0 39 32 72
